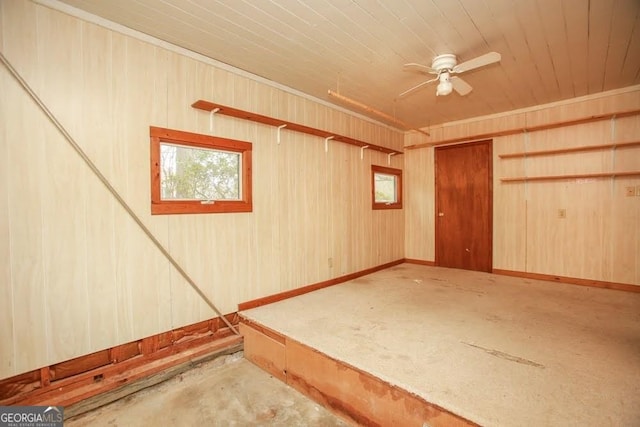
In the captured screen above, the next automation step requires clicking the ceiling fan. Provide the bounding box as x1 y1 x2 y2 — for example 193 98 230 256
399 52 501 98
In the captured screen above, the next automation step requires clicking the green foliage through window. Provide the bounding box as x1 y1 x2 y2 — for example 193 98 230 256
374 173 397 203
150 126 252 215
160 143 240 201
371 165 402 210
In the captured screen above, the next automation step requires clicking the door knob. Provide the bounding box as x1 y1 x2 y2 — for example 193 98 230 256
438 212 444 217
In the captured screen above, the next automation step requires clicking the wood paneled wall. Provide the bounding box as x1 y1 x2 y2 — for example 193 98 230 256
0 1 404 380
404 133 435 261
405 87 640 286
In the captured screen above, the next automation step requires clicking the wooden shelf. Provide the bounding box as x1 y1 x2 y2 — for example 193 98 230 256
192 100 403 155
501 171 640 183
499 140 640 159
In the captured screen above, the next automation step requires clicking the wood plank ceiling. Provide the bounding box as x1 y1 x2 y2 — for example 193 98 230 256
51 0 640 129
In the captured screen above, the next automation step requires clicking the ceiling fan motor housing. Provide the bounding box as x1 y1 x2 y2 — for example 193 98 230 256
431 54 457 72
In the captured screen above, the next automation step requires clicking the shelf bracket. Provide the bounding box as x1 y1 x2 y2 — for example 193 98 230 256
325 136 334 153
387 152 396 165
610 115 617 142
209 108 220 133
360 145 370 160
277 124 287 144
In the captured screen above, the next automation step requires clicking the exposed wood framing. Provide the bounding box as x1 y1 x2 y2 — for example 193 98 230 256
239 322 286 383
0 314 242 408
240 319 478 427
65 342 242 419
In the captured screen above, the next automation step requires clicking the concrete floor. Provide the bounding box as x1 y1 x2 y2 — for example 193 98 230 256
66 352 350 427
65 265 640 426
241 264 640 426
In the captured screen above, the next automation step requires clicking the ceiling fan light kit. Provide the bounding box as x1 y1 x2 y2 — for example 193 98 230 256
436 73 453 96
400 51 501 98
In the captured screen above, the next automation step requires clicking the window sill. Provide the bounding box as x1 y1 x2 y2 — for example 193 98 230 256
151 200 252 215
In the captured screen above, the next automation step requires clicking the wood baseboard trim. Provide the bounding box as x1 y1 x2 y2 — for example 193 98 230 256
0 313 242 408
242 319 478 427
492 269 640 293
238 259 405 311
403 258 436 266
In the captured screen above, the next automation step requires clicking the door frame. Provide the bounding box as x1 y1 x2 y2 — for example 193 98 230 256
434 139 493 271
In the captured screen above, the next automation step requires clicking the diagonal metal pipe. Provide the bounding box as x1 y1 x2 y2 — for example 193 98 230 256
0 51 240 336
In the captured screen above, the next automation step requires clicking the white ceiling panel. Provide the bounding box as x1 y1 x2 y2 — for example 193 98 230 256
51 0 640 129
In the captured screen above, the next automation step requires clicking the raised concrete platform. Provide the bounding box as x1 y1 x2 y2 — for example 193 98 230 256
240 264 640 426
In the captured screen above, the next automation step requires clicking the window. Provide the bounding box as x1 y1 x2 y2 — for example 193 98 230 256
150 126 252 214
371 165 402 210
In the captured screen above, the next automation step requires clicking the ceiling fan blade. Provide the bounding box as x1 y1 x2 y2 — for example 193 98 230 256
451 76 473 96
398 77 438 98
453 51 501 73
402 62 437 75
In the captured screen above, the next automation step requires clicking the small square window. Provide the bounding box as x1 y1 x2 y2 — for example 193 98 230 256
150 127 252 214
371 165 402 210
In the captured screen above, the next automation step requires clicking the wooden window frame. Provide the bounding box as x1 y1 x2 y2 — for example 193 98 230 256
371 165 403 210
150 126 252 215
